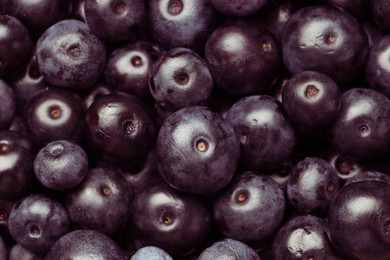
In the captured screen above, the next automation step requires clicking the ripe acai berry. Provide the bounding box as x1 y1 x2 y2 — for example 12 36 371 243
2 1 390 259
156 106 240 195
226 95 296 170
148 0 218 50
210 0 269 17
287 157 340 215
84 0 146 43
104 41 162 100
85 91 156 165
33 140 88 191
330 88 390 160
282 5 368 84
198 238 260 260
35 19 106 90
149 47 213 112
0 79 16 129
282 70 341 129
8 194 70 254
23 88 86 147
205 19 281 96
213 172 286 243
130 180 212 258
131 246 173 260
65 167 132 236
0 15 33 79
2 0 72 37
45 229 125 259
328 181 390 260
0 130 35 200
272 214 341 259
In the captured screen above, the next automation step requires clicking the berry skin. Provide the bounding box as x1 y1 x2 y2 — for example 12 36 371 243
344 171 390 186
84 0 146 43
9 243 43 260
0 236 6 260
371 0 390 32
365 35 390 98
10 54 47 115
2 0 72 37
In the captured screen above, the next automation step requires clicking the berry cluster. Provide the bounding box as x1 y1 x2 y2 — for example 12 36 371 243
0 0 390 259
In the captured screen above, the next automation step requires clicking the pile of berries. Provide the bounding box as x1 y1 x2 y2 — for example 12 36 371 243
0 0 389 259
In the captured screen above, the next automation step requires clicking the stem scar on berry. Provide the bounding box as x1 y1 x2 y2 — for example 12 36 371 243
235 190 249 203
195 138 208 152
0 142 9 152
49 106 62 119
325 32 337 44
131 56 143 67
168 0 183 15
100 185 111 197
161 212 174 225
304 84 320 99
383 219 390 235
29 225 42 237
67 44 81 57
262 41 272 52
114 2 126 14
0 211 7 222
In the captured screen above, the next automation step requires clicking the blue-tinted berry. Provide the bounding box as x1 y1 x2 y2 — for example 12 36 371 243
156 106 240 195
45 229 125 259
0 79 16 129
65 167 132 236
34 140 88 191
35 19 106 90
213 172 286 243
198 238 260 260
8 194 71 254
